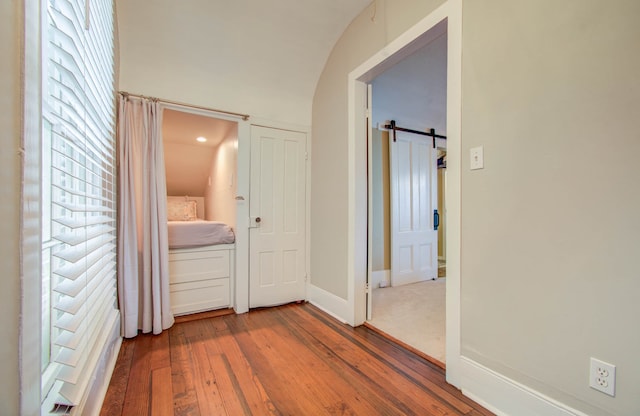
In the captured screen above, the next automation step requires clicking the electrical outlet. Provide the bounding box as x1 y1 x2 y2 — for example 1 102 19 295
589 357 616 396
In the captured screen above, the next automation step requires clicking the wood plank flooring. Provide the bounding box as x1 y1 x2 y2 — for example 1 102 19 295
100 303 493 416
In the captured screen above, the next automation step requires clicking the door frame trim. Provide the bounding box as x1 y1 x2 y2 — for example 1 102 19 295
158 101 252 314
346 0 462 387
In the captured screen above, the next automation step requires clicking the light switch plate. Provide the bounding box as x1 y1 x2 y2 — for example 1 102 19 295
470 146 484 170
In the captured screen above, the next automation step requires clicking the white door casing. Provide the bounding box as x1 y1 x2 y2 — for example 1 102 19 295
366 84 374 320
249 126 306 307
389 130 438 286
347 0 461 386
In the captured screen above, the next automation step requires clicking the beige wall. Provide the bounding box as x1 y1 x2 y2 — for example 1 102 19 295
205 133 238 228
0 0 22 414
437 164 445 258
461 1 640 414
312 0 640 415
371 128 390 272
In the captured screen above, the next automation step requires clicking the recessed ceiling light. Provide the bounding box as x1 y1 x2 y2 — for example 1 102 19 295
196 136 207 143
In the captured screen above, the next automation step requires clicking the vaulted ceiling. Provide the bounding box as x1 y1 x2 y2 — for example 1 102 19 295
118 0 374 196
116 0 372 122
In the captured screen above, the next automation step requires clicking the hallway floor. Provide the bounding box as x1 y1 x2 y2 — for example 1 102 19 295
101 302 493 416
368 278 446 363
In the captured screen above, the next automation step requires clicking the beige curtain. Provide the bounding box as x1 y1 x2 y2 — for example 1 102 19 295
118 94 174 337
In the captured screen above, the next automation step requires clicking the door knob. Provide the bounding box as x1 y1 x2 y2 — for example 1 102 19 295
249 216 261 228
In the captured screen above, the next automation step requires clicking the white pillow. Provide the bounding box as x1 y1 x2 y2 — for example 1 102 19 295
167 200 197 221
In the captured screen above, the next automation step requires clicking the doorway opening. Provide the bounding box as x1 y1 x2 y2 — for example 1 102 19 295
162 108 238 230
365 28 447 363
347 0 462 383
160 104 252 314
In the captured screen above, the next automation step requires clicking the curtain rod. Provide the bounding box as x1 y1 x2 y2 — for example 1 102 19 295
383 120 446 147
118 91 250 121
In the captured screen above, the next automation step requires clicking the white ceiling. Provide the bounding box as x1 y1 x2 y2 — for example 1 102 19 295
148 0 373 198
163 109 237 148
133 1 446 196
116 0 372 120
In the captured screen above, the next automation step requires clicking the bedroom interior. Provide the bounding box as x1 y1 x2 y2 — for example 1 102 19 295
162 108 239 316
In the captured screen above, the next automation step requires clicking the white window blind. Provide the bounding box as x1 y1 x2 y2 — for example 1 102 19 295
42 0 118 406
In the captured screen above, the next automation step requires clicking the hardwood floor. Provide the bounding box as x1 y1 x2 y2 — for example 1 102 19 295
100 303 493 416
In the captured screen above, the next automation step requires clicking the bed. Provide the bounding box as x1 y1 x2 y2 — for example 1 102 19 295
168 220 235 249
166 198 236 315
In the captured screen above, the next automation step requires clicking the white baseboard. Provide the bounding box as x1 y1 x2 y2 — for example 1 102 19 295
459 357 589 416
307 283 349 324
371 270 390 288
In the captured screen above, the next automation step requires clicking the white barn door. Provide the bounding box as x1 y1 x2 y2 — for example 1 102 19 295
249 126 306 307
389 130 438 286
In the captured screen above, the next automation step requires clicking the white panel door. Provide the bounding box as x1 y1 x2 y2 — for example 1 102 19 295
249 126 306 307
389 131 438 286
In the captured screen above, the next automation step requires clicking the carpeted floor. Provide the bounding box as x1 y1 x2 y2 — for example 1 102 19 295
368 278 446 363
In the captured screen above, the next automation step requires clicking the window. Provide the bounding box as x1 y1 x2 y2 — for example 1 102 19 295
41 0 118 407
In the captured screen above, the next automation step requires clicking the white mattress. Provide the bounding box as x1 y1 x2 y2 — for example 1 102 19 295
168 220 235 249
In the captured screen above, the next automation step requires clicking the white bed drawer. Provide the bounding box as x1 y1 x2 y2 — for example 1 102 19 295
170 278 230 315
169 249 230 284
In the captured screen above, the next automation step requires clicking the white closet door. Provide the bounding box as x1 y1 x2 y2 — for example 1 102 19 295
389 130 438 286
249 126 306 307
